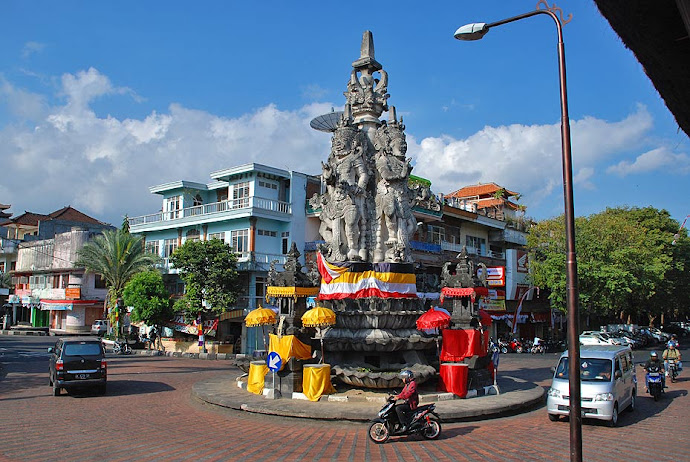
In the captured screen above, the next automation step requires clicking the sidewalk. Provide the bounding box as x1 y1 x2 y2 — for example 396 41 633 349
191 370 546 422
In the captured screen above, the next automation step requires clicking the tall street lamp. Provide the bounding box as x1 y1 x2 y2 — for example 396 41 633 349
672 215 689 245
454 3 582 461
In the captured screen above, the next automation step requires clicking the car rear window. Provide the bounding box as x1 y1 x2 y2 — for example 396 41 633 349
63 342 103 356
555 358 613 382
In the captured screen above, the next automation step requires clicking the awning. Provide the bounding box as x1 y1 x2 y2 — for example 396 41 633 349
440 286 490 303
220 310 245 321
41 302 72 311
266 286 320 299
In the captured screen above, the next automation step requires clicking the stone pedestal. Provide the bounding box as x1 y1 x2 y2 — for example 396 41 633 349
263 357 307 395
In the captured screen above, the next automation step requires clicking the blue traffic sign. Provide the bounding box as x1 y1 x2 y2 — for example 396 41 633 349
267 352 282 372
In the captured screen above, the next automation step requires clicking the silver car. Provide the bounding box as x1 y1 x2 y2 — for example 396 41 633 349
546 345 637 426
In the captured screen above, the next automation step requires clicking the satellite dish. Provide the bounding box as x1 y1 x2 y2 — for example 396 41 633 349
310 111 344 132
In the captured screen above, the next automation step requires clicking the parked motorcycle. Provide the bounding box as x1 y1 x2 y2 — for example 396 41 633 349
498 339 509 354
646 368 663 401
509 339 523 354
113 339 132 355
368 396 441 443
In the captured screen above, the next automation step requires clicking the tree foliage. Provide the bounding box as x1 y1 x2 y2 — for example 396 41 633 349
75 229 161 313
527 206 689 324
168 239 240 316
122 270 174 326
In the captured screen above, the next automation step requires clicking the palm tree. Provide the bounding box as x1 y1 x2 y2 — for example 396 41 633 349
75 229 160 336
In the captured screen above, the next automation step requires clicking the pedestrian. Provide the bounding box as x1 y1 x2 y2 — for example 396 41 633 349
149 326 158 350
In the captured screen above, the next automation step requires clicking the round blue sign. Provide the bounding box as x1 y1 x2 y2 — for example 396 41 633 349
267 351 282 372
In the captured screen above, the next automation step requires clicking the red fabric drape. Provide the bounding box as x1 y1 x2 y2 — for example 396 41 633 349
439 328 489 362
437 363 468 398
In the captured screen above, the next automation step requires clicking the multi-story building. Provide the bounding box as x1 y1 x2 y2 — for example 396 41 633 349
6 207 113 331
127 163 321 353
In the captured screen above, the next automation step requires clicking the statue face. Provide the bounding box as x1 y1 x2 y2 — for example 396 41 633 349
390 132 407 157
332 128 357 157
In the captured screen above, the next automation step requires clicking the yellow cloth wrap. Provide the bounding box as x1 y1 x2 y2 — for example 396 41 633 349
302 364 335 402
247 362 268 395
268 334 312 370
266 286 320 298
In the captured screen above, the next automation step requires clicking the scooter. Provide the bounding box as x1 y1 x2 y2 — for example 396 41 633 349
667 359 680 383
113 339 132 355
531 343 545 355
646 368 663 401
368 396 442 444
498 339 510 354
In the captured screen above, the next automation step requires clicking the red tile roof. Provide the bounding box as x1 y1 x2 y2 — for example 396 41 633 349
446 183 518 199
5 206 106 227
475 198 519 210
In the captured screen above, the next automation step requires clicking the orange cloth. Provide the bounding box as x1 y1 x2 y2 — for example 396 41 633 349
268 334 312 370
247 361 268 395
302 364 335 401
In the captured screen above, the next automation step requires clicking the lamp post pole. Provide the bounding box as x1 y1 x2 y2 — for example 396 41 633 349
455 5 581 461
672 215 690 245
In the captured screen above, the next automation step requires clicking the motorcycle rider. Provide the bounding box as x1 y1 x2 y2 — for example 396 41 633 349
662 341 682 379
394 370 418 432
643 351 665 392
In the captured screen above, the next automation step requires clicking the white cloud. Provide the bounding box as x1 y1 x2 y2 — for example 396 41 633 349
22 41 46 59
0 68 683 226
408 105 668 212
0 69 334 225
606 146 690 176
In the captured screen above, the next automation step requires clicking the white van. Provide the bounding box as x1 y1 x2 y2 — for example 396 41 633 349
546 345 637 426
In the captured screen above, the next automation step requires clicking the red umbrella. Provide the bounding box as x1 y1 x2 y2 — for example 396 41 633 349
416 307 451 330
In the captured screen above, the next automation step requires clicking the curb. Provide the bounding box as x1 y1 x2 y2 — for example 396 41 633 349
192 374 546 422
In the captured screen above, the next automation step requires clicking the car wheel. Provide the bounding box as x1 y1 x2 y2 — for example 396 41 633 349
607 404 618 427
52 383 61 396
49 372 53 386
548 413 559 422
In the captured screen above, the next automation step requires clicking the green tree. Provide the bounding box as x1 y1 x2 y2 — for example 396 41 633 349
168 238 240 318
75 229 161 335
527 206 681 327
123 270 173 349
0 271 13 290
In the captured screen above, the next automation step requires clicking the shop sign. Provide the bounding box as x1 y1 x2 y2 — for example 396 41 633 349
65 287 81 299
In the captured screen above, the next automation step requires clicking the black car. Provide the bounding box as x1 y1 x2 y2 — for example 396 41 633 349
48 337 107 396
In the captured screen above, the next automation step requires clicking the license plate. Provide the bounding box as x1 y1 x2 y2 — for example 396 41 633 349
76 374 90 380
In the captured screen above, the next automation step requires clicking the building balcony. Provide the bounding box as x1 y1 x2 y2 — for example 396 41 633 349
129 197 292 232
488 228 527 246
0 238 17 254
158 252 286 274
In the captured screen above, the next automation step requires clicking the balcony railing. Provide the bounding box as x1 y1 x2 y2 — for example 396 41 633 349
128 197 292 227
158 252 286 273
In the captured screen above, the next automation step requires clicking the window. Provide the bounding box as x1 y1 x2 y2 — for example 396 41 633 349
281 231 290 254
257 229 277 237
0 262 4 273
193 194 203 206
258 180 277 190
232 182 250 208
466 235 486 255
231 229 249 253
145 240 160 256
163 239 178 258
164 195 182 219
429 225 445 244
186 229 200 242
208 232 225 242
94 274 107 289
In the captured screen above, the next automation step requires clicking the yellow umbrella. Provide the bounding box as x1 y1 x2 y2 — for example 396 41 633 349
301 306 336 328
245 306 277 351
245 306 277 327
302 306 336 363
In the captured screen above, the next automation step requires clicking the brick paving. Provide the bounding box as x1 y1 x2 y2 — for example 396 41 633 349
0 339 688 461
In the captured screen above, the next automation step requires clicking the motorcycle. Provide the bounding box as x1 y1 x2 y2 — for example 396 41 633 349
113 339 132 355
509 339 523 354
646 367 663 401
498 339 509 354
531 343 545 355
667 359 680 383
368 396 442 443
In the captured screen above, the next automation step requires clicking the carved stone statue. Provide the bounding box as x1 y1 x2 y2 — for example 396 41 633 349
319 114 371 261
372 108 417 262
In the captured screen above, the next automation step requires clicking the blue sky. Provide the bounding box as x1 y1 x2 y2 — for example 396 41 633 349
1 1 688 229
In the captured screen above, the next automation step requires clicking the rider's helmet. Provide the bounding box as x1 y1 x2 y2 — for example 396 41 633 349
400 370 414 384
650 351 658 359
668 340 677 349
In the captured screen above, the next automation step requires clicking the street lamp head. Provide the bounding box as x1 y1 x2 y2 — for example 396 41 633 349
454 23 489 41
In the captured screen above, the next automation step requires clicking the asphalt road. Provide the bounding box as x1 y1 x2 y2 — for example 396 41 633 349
0 335 688 461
